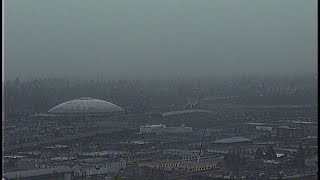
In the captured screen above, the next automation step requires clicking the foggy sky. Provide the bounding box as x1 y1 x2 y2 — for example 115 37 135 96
4 0 317 80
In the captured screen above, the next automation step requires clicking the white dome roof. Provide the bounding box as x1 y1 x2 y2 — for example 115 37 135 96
48 97 124 114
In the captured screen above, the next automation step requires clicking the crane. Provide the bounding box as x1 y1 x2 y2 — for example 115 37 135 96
197 129 206 163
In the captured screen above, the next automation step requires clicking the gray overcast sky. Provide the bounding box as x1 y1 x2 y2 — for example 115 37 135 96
4 0 317 80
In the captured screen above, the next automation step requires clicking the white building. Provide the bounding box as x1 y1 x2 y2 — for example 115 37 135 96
48 97 124 115
78 150 129 158
139 124 166 134
256 126 273 132
139 124 192 134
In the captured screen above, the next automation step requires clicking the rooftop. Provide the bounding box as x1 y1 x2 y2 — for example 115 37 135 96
48 97 124 114
3 166 72 179
212 137 253 144
79 150 129 157
162 109 212 116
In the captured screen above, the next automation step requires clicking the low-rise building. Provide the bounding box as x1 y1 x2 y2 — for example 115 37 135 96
163 149 199 160
3 166 73 180
139 158 222 172
140 124 192 134
72 158 126 178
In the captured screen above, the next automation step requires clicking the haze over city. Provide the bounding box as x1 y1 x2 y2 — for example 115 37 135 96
3 1 318 180
4 0 317 81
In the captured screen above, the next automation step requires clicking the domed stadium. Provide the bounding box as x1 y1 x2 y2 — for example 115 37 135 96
48 97 124 115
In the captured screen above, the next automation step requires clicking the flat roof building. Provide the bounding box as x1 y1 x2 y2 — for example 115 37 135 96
212 137 253 144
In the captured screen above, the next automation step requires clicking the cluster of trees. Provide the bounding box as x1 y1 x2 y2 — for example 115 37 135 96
223 150 248 177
